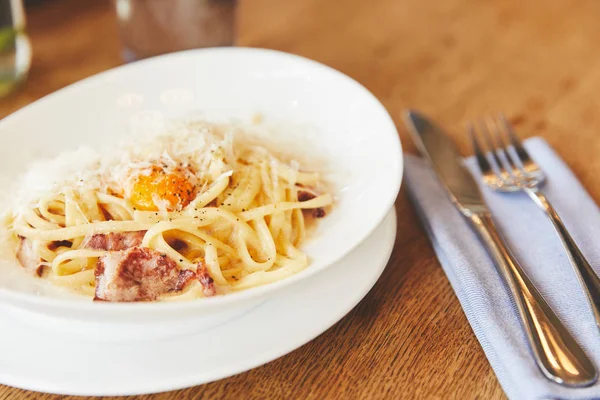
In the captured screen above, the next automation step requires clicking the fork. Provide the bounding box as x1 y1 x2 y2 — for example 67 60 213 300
469 115 600 330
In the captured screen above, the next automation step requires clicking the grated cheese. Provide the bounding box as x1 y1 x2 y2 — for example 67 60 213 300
4 121 243 217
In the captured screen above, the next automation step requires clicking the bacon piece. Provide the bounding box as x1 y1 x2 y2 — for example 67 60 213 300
94 247 191 302
48 240 72 251
176 269 196 291
297 190 316 202
297 189 326 218
313 208 326 218
16 237 44 276
83 231 145 251
196 262 216 297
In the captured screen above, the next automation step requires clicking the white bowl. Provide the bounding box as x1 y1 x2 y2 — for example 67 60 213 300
0 47 402 341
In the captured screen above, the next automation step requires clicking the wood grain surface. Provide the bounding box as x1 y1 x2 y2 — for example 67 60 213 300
2 0 599 398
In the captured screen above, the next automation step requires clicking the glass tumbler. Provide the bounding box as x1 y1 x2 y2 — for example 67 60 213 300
0 0 31 97
114 0 237 62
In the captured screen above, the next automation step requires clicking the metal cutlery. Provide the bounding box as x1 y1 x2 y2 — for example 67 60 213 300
404 110 597 387
469 115 600 332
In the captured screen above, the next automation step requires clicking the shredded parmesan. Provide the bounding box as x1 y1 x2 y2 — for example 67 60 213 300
4 121 246 217
3 119 329 220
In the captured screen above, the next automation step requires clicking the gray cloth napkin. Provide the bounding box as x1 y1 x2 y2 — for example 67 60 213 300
404 137 600 400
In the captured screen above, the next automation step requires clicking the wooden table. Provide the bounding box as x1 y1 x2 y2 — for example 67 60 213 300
2 0 600 398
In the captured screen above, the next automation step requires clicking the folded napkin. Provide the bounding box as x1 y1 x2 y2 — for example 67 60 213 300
405 137 600 400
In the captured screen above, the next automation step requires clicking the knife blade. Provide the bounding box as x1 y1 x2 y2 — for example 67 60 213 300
404 111 485 215
403 110 597 387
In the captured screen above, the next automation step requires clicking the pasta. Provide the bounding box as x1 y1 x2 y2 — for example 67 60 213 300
2 121 332 301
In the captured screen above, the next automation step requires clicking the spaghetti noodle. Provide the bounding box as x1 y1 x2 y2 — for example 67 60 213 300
3 121 332 301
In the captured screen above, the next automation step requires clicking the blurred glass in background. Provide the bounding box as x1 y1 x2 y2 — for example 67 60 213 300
114 0 237 62
0 0 31 98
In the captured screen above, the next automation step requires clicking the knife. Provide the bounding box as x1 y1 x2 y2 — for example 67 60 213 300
403 110 597 387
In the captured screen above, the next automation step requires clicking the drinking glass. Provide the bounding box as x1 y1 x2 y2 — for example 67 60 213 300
0 0 31 97
114 0 237 62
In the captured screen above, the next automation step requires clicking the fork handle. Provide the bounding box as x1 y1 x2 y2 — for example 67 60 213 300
467 212 597 387
526 189 600 329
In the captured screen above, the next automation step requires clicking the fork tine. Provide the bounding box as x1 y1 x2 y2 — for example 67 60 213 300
479 118 511 182
469 123 493 175
490 115 523 176
500 114 535 169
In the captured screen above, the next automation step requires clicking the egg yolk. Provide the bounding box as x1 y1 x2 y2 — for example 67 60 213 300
128 166 196 211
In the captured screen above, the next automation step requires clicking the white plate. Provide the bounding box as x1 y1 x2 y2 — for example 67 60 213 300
0 208 396 396
0 48 402 338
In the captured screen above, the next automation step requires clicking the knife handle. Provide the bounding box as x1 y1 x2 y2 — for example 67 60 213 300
468 212 597 387
526 188 600 331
